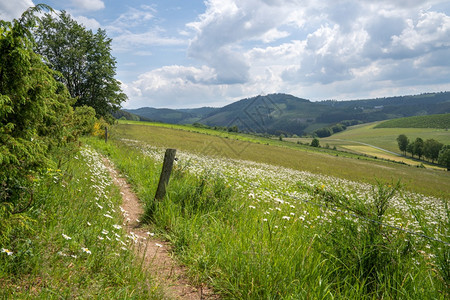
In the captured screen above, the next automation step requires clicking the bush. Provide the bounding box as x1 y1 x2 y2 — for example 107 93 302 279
73 105 96 135
311 138 320 147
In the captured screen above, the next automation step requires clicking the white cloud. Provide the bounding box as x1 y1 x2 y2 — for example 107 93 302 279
0 0 33 21
72 15 101 31
187 0 303 84
260 28 290 43
392 11 450 52
71 0 104 11
123 65 227 108
110 6 155 31
121 0 450 107
113 30 185 52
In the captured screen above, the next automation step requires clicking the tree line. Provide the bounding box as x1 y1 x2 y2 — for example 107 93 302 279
397 134 450 170
1 5 125 230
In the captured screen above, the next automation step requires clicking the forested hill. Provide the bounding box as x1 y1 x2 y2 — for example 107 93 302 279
124 106 219 124
125 92 450 135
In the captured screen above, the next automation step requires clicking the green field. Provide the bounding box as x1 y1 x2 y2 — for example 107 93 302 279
286 121 450 168
86 131 449 299
112 122 450 199
327 122 450 153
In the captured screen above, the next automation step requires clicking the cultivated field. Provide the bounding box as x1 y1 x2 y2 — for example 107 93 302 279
286 121 450 169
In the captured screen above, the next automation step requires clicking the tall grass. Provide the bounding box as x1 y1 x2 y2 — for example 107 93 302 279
90 136 449 299
0 143 162 298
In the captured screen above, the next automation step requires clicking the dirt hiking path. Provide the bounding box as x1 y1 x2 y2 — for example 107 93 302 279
102 157 217 300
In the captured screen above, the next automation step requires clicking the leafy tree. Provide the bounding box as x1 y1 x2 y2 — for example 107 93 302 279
311 138 320 147
396 134 409 155
438 145 450 171
413 137 424 160
406 143 415 158
1 5 75 241
314 127 333 138
34 11 126 120
423 139 443 163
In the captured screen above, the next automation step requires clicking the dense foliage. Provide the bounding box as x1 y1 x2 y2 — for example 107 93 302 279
34 11 127 120
397 134 448 166
0 7 159 297
0 5 75 234
396 134 409 155
438 145 450 170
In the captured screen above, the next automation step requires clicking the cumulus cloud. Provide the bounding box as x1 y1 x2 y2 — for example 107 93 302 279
123 65 226 108
0 0 33 21
122 0 450 107
187 0 302 85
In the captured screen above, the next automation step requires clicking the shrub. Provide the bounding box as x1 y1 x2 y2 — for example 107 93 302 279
311 138 320 147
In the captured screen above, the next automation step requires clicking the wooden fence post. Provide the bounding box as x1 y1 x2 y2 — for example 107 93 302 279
154 148 177 201
105 126 108 143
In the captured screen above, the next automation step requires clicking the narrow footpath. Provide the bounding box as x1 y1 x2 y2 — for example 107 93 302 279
101 157 217 300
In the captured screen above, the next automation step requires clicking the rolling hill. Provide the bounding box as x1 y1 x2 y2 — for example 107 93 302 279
374 113 450 129
124 92 450 135
123 106 218 124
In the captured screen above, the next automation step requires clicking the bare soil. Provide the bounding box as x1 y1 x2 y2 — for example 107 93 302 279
102 157 218 299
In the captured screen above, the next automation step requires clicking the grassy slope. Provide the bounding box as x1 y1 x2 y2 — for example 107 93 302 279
375 113 450 129
112 123 450 199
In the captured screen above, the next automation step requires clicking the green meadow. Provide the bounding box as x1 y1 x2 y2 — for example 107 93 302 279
113 122 450 198
86 128 449 299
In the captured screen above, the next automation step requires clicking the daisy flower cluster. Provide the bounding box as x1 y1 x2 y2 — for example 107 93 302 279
121 139 447 245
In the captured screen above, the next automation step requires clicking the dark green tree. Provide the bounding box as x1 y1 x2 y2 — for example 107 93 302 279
396 134 409 155
406 143 415 158
423 139 443 163
413 137 424 160
34 11 126 120
438 145 450 171
311 138 320 147
314 127 333 138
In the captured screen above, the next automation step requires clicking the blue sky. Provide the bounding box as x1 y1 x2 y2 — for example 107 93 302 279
2 0 450 108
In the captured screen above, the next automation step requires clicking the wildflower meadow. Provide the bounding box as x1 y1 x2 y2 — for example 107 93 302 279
89 136 449 299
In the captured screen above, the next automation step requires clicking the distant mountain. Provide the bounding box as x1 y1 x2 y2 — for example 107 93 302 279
198 93 327 135
123 106 219 124
112 110 150 121
199 92 450 135
123 92 450 136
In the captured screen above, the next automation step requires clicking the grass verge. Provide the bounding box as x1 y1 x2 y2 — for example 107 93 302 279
0 143 162 299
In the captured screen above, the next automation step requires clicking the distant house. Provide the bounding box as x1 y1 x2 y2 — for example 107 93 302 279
374 105 384 109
